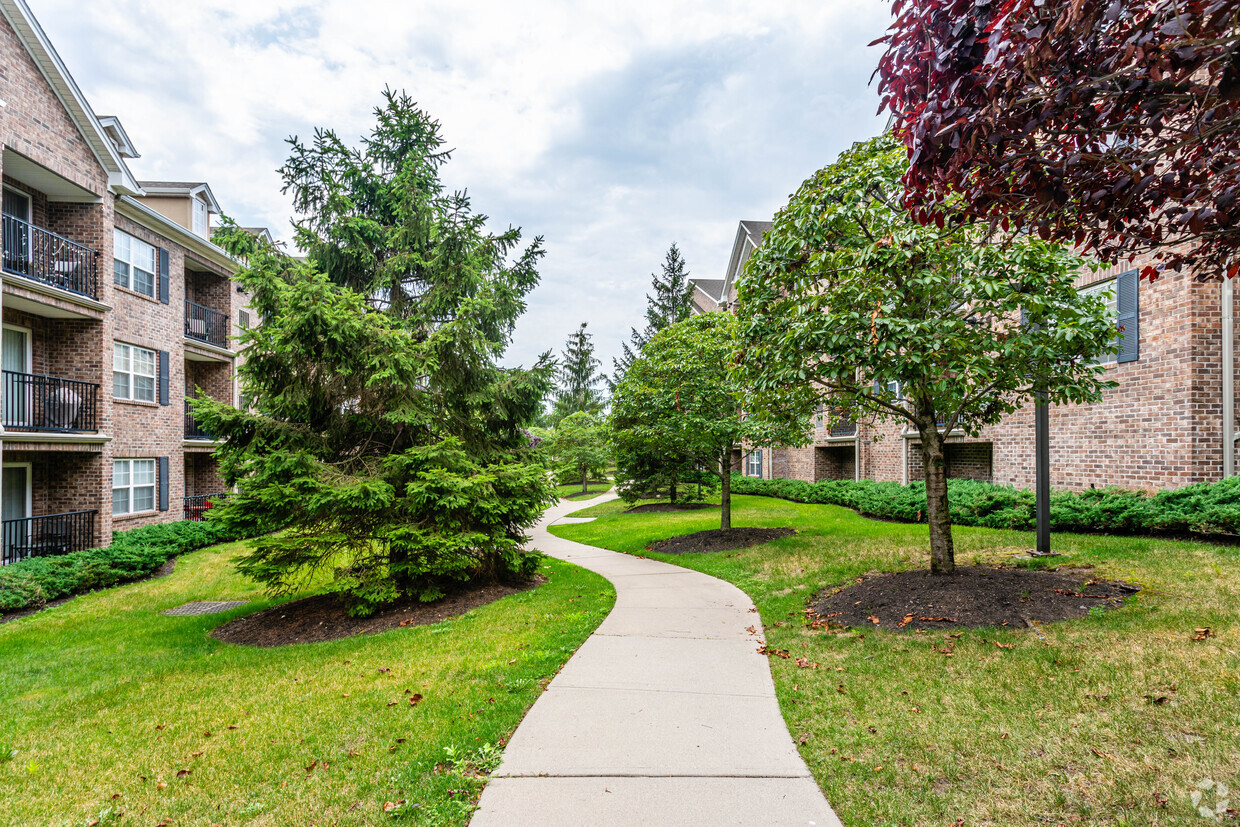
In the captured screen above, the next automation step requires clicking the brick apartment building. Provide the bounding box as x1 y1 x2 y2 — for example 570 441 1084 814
0 0 253 563
695 219 1240 493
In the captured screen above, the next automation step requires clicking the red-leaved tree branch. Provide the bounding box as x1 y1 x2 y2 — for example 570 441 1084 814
874 0 1240 280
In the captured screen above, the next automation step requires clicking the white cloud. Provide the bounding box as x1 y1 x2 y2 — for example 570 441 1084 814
33 0 892 373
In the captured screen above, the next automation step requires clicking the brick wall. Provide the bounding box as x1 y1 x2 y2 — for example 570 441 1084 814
185 453 226 498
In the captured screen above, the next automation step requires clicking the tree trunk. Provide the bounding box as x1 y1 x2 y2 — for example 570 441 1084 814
920 425 955 575
669 479 677 503
720 448 732 531
581 467 588 495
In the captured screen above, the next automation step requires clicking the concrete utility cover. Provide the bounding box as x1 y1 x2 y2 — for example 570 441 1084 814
162 601 248 616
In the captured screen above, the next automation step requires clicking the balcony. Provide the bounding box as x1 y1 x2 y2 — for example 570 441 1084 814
184 492 228 521
1 213 99 299
184 299 228 349
2 510 97 565
2 371 100 433
185 399 214 440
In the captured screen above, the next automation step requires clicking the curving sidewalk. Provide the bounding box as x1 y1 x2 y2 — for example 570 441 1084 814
471 493 842 827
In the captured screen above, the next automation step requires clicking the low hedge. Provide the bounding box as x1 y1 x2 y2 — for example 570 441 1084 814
0 519 245 614
729 473 1240 538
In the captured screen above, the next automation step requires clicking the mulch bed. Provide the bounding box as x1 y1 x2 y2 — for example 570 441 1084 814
649 527 797 555
0 557 178 625
626 503 717 514
564 489 607 499
211 576 544 647
807 565 1139 631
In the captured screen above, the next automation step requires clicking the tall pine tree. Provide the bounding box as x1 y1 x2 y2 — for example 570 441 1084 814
552 322 606 423
611 243 693 389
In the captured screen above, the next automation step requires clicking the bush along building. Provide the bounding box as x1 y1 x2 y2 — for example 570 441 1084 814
694 219 1240 492
0 0 253 563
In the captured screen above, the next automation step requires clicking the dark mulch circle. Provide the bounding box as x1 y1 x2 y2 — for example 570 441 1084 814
212 576 545 647
626 503 717 514
563 489 608 499
807 566 1139 631
649 527 797 555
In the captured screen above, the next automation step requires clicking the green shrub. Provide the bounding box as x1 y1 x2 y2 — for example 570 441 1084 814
0 519 245 614
729 473 1240 538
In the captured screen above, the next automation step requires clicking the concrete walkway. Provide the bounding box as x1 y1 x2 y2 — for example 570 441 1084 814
471 494 842 827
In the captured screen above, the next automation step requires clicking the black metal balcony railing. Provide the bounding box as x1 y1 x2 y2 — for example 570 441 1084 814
2 213 99 299
184 299 228 348
2 371 99 433
184 493 228 521
184 399 214 439
2 510 97 566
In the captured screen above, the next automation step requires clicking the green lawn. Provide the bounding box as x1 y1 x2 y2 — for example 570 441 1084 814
550 494 1240 826
0 538 613 826
554 481 613 501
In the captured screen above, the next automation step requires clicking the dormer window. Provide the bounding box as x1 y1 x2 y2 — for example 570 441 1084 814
193 199 208 238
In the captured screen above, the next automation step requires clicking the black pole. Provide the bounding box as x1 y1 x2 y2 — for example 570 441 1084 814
1035 387 1051 555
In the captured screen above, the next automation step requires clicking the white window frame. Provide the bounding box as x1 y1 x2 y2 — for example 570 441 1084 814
192 199 208 238
113 229 157 297
1079 278 1119 364
112 458 156 516
113 342 157 402
746 450 763 478
2 462 33 521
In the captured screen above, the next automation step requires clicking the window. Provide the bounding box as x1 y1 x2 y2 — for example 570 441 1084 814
113 229 156 297
238 310 250 330
113 342 156 402
193 199 208 238
746 450 763 478
1079 279 1119 363
113 458 156 515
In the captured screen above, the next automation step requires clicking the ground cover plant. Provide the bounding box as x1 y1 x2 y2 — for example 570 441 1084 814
550 494 1240 826
730 473 1240 538
0 537 613 825
0 520 245 615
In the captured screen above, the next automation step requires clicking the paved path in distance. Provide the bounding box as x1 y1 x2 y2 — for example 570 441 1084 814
471 493 842 827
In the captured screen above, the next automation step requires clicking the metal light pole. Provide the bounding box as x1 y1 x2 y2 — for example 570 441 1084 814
1035 386 1051 555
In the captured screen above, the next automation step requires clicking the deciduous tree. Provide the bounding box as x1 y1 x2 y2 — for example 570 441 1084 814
544 411 610 495
735 136 1117 573
874 0 1240 279
611 312 773 530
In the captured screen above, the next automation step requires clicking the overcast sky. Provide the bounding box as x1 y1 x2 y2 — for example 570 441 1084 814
36 0 891 374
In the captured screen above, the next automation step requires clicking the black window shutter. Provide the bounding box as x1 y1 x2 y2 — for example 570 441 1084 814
757 449 763 479
158 248 170 304
1116 269 1140 363
158 456 169 511
158 350 169 405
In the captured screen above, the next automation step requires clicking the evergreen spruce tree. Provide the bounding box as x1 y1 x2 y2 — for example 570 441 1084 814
610 243 694 389
196 90 555 616
552 322 606 422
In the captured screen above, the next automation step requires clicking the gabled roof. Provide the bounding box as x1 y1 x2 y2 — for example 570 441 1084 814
0 0 143 195
719 220 774 306
689 278 725 301
137 181 222 214
97 116 140 159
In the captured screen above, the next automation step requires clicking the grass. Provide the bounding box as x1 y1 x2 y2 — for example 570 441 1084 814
0 538 614 826
554 480 613 501
550 493 1240 826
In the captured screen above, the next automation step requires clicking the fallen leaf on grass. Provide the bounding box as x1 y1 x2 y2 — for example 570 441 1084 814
156 782 167 790
1192 627 1213 641
797 732 811 745
409 694 424 706
794 657 819 669
990 640 1015 649
387 701 399 707
897 614 914 628
191 751 203 758
1090 747 1116 760
507 659 517 665
175 769 191 778
757 645 791 659
868 615 881 625
154 723 166 731
918 616 958 623
227 725 239 730
836 684 847 694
